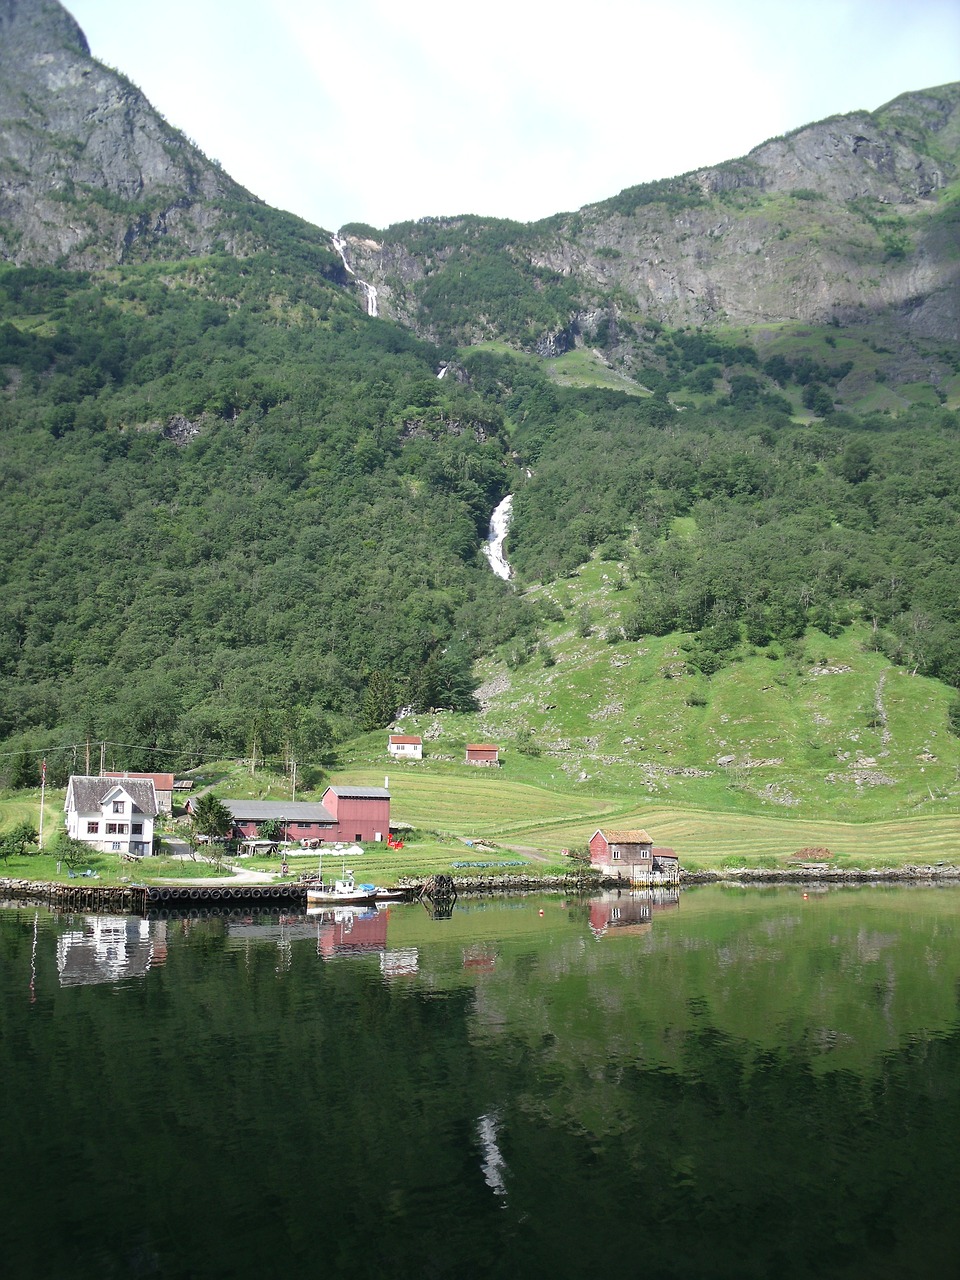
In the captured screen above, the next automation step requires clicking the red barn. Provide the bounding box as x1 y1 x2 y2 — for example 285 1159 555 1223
320 786 390 843
465 744 501 767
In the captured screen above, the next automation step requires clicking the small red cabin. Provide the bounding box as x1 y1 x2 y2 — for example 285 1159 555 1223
465 744 501 767
589 829 679 884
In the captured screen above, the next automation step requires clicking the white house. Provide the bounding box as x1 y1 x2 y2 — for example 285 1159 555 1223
64 776 159 857
101 770 174 814
387 734 423 760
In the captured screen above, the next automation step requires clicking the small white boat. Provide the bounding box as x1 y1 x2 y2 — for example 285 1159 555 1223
305 869 377 906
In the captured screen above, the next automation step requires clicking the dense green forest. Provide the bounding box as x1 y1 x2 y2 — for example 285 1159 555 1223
0 255 535 779
1 249 958 786
464 349 960 688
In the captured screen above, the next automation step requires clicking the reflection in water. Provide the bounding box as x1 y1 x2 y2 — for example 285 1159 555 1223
588 888 680 939
477 1111 508 1198
56 915 167 985
7 887 960 1280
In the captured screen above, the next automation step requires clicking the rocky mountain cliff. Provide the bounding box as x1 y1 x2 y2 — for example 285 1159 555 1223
1 1 957 364
338 84 960 352
0 0 337 267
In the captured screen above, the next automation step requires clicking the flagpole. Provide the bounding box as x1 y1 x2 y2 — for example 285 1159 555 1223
38 758 46 850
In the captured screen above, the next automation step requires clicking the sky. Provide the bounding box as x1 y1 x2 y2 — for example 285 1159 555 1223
66 0 960 233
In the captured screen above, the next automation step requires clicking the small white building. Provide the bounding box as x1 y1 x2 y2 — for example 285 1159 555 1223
64 776 158 857
387 734 423 760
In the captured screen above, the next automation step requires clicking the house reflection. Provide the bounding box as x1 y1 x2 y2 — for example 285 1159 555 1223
587 889 680 940
223 906 417 974
57 916 168 986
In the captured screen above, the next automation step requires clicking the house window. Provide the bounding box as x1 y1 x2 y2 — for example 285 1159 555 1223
113 801 124 814
106 822 118 835
132 823 143 836
355 833 362 842
86 821 99 835
111 842 121 852
612 849 621 860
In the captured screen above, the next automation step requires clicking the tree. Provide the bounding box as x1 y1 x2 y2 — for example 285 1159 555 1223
190 793 233 841
0 820 38 861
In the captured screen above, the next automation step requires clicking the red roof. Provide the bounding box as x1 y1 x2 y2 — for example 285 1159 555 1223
389 735 422 745
466 744 499 753
102 771 174 789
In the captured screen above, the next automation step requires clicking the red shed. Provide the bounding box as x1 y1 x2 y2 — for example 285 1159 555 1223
589 830 680 885
465 744 501 767
321 786 390 843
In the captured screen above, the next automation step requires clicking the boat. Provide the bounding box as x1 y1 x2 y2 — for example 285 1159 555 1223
305 868 378 906
374 886 411 903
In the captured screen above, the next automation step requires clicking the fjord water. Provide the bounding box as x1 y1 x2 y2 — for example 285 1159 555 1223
2 887 960 1280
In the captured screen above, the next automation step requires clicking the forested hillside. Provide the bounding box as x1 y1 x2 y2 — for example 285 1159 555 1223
0 0 957 793
0 256 532 777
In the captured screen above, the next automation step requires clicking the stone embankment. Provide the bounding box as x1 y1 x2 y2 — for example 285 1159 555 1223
681 865 960 884
0 877 147 911
402 871 600 896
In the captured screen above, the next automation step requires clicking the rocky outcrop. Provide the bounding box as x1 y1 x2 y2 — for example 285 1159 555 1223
340 83 960 345
0 0 252 265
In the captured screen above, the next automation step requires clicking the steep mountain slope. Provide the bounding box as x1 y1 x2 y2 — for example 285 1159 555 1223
339 83 960 366
0 0 956 794
0 0 342 273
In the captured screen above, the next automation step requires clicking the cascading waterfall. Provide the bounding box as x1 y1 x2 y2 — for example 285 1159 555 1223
483 494 513 580
331 233 379 317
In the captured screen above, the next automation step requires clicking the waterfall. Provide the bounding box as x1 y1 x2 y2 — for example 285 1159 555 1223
331 233 379 317
483 494 513 581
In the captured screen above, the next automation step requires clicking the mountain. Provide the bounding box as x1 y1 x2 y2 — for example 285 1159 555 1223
0 0 957 806
0 0 345 275
337 83 960 389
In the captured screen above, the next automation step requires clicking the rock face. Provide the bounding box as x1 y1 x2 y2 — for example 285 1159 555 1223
1 2 957 350
339 83 960 345
0 0 251 265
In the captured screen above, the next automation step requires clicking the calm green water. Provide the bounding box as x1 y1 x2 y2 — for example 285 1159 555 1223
2 885 960 1279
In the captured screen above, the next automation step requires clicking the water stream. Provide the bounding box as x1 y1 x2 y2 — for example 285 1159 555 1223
331 233 379 317
483 493 513 580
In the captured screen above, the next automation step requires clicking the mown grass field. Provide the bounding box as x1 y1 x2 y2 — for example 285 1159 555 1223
2 556 958 884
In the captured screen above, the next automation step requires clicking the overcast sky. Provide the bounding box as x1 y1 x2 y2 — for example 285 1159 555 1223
66 0 960 232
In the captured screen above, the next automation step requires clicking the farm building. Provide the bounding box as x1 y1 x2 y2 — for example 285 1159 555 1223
589 829 680 885
200 785 391 845
321 785 390 843
388 734 423 760
101 770 175 814
465 744 501 767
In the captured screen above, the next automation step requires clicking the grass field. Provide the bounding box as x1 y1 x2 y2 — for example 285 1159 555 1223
2 560 958 885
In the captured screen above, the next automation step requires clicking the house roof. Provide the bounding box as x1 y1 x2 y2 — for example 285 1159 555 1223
597 829 654 845
466 744 499 752
102 771 175 790
66 776 159 818
389 735 422 745
652 846 678 859
324 786 390 800
223 800 336 823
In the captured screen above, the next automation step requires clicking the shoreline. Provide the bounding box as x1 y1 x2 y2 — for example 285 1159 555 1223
3 863 960 913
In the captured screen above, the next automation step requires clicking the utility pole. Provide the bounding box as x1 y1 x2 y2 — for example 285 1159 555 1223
291 760 297 803
85 737 90 775
99 740 105 776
